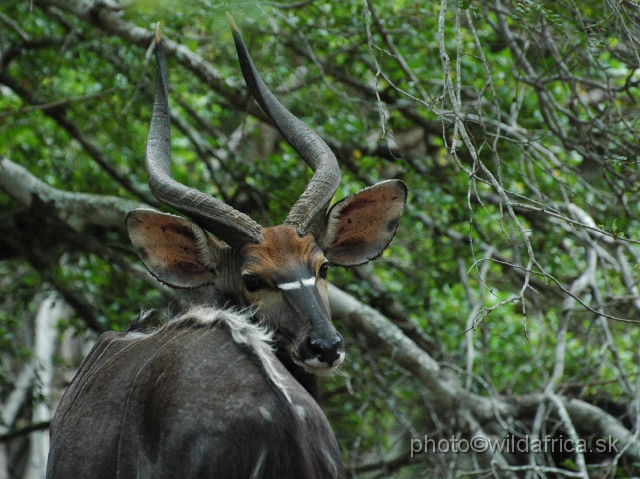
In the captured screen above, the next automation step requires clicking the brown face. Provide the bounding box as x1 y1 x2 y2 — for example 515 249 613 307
126 183 406 376
239 226 344 375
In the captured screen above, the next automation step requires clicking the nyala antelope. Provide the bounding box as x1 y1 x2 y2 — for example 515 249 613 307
47 16 407 479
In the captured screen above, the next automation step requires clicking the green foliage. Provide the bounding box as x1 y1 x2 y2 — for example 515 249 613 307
2 0 640 475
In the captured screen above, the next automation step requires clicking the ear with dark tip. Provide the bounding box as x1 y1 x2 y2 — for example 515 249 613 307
125 209 220 289
316 180 408 267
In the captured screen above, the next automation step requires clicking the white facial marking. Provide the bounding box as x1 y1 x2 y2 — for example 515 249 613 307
305 353 345 369
277 277 316 291
301 277 316 287
305 357 326 368
293 350 345 377
278 280 302 290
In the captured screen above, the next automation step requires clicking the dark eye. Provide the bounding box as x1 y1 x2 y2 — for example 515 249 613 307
242 275 267 293
318 263 330 280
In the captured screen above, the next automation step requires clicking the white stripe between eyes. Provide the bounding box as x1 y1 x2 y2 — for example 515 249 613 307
277 277 316 291
278 281 301 290
301 277 316 287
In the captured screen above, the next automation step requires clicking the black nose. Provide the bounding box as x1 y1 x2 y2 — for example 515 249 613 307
309 335 343 366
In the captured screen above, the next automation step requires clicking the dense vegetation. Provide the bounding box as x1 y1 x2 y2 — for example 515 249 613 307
1 0 640 477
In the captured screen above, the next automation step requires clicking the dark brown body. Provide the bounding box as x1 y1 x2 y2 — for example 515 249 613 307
47 310 344 479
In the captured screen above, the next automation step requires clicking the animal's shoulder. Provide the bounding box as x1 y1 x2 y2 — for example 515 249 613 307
49 307 344 479
62 307 293 405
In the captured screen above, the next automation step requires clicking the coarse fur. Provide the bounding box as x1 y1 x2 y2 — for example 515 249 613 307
47 306 343 479
170 306 292 403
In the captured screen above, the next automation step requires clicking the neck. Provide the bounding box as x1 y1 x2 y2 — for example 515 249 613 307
276 350 320 400
200 289 322 400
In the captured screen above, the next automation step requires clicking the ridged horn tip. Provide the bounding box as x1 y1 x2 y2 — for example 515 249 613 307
155 22 162 45
229 16 341 236
226 12 239 33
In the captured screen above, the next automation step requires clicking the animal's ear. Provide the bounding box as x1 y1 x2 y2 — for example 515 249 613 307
125 209 221 289
317 180 407 267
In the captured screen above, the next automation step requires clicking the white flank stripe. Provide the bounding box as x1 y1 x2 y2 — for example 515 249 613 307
250 448 267 479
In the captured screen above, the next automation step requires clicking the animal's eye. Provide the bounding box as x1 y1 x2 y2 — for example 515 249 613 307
242 275 267 293
318 263 330 280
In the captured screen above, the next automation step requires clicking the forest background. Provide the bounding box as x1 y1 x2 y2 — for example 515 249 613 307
1 0 640 477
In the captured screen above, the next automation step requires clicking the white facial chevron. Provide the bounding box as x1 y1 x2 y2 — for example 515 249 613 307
277 277 316 291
